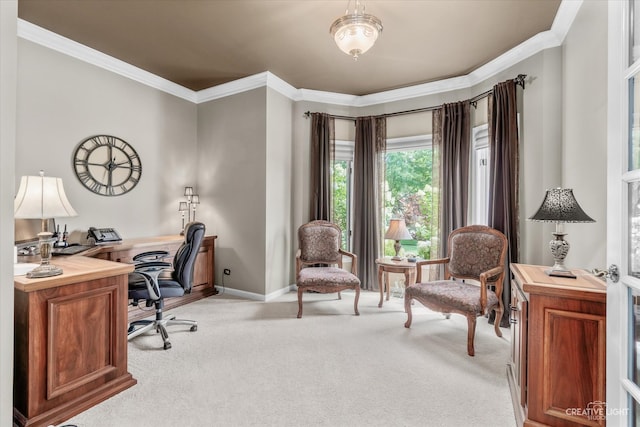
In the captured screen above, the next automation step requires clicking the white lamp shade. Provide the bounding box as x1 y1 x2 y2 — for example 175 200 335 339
385 218 412 240
14 175 78 219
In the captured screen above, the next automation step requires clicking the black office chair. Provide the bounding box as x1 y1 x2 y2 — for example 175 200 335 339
127 221 205 349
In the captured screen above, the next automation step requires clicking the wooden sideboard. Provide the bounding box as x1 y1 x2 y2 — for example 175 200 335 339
14 257 137 427
508 263 607 427
84 234 217 322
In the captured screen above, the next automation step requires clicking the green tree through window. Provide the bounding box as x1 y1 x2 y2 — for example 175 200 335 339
332 160 350 249
384 148 434 259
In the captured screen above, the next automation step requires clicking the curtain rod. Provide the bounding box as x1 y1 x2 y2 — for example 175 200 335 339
304 74 526 121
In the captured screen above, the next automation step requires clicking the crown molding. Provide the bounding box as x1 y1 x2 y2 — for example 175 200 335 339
17 0 582 107
17 19 197 103
196 71 299 103
352 0 582 106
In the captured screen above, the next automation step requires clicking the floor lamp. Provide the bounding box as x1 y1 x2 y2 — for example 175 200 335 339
14 171 77 278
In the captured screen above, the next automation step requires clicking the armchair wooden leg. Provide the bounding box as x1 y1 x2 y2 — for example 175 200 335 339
493 306 503 338
297 287 304 318
466 315 477 357
353 287 360 316
404 295 413 328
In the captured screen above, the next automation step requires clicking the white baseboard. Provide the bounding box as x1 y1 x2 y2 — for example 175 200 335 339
217 284 297 302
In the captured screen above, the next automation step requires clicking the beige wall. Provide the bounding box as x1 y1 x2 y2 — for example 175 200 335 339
16 40 198 240
265 88 293 296
1 2 17 425
562 0 607 270
196 88 268 295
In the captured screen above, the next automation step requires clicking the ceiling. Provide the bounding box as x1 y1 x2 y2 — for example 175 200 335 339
18 0 562 96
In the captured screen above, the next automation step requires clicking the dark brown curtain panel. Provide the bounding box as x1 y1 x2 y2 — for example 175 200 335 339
309 113 335 221
434 101 471 256
488 80 520 328
352 116 386 290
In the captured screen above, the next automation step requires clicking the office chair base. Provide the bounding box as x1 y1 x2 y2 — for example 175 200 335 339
127 314 197 350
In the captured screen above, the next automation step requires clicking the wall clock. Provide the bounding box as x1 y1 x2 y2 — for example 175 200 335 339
73 135 142 196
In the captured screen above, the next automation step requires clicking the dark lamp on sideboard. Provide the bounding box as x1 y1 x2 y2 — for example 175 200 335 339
529 188 595 276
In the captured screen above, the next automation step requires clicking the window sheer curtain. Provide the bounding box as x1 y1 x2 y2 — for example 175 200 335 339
433 101 471 257
309 113 335 221
352 117 386 290
488 80 520 327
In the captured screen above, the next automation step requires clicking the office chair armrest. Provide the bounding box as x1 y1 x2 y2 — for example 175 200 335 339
133 250 170 263
134 261 172 270
129 268 165 301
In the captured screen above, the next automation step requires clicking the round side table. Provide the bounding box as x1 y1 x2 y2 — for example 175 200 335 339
375 257 417 308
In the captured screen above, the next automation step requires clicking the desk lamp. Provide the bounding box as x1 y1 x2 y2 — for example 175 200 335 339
385 218 412 260
529 188 594 276
14 171 77 278
179 201 188 235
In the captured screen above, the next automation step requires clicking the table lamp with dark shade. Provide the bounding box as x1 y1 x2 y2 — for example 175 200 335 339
385 218 412 261
14 171 77 278
529 188 595 276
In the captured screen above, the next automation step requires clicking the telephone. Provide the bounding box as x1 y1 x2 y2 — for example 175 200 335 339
88 227 122 244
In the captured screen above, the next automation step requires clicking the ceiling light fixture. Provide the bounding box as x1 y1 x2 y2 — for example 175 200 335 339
330 0 383 60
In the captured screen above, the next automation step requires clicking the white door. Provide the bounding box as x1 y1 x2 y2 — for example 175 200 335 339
608 1 640 424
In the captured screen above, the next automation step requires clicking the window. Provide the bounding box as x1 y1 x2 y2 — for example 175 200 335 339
332 139 354 250
384 135 434 259
470 124 489 225
330 124 490 259
330 134 436 259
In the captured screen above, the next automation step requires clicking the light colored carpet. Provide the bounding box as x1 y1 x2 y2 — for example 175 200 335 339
63 290 516 427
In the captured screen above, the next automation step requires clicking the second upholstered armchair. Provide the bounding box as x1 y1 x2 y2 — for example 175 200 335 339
404 225 508 356
295 220 361 318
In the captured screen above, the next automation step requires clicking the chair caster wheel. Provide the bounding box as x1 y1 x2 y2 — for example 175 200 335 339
164 342 172 350
190 325 197 332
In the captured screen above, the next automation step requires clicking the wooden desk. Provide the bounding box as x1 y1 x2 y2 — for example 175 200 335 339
508 263 606 427
14 257 137 427
375 257 417 308
83 234 217 322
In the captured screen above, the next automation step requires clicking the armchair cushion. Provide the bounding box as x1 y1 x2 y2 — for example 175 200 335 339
299 224 341 263
448 232 506 278
298 267 361 288
406 280 499 316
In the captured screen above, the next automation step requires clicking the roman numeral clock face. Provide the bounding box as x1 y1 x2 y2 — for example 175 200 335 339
73 135 142 196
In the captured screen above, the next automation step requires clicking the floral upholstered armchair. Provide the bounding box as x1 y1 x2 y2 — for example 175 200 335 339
295 220 361 318
404 225 508 356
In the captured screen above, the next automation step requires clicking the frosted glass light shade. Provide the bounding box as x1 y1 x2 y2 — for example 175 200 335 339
330 1 382 60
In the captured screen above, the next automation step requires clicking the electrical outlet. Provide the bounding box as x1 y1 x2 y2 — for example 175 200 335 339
223 268 231 276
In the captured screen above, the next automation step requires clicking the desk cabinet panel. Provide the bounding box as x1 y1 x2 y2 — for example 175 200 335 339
14 259 136 427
